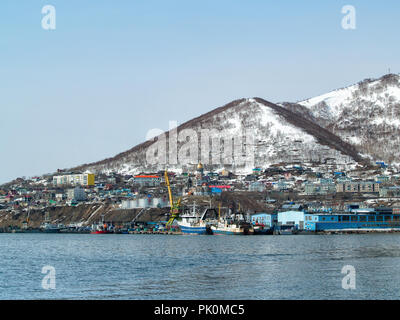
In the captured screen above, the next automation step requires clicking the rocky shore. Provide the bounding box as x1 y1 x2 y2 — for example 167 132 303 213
0 203 167 230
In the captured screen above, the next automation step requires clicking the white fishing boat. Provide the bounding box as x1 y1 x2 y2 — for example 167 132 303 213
177 204 216 235
40 222 61 233
40 212 61 233
211 213 254 235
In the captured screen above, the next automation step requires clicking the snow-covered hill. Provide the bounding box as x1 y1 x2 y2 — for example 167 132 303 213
75 98 364 175
287 74 400 166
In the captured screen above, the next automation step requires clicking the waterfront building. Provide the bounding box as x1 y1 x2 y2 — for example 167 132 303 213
304 212 400 231
277 210 306 229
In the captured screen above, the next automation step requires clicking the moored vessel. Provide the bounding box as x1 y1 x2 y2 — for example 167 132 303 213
91 214 113 234
211 214 254 235
177 204 216 235
40 222 61 233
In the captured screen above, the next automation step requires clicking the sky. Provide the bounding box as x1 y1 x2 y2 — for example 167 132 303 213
0 0 399 184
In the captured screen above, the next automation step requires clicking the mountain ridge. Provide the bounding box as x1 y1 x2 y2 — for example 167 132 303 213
73 97 367 175
282 73 400 167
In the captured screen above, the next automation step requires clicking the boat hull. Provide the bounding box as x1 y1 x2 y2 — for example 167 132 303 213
91 231 112 234
41 229 60 233
178 224 208 235
211 223 254 235
253 227 273 235
212 229 244 235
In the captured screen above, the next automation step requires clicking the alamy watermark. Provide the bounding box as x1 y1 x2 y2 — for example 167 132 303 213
341 265 356 290
145 121 255 167
39 5 356 32
341 5 356 30
41 265 56 290
41 5 56 30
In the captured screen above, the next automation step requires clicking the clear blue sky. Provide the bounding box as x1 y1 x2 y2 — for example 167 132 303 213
0 0 399 184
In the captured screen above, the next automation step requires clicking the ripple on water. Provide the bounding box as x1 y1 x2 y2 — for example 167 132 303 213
1 233 400 299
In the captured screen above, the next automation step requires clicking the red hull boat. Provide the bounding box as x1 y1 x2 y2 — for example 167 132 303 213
90 230 112 234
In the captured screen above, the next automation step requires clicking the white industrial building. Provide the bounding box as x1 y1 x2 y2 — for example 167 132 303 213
121 197 169 209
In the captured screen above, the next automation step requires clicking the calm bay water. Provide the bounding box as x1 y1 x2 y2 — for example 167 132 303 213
1 233 400 299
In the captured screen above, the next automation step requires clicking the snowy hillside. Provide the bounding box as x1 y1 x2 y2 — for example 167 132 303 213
291 74 400 166
75 98 364 175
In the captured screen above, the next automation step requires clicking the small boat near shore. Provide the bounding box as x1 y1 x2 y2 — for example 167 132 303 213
253 224 274 235
91 222 113 234
274 225 298 235
40 222 61 233
91 214 113 234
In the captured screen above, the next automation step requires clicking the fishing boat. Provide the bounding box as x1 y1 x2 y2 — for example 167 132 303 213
211 214 254 235
40 222 61 233
91 214 113 234
275 225 298 235
177 204 216 235
91 222 113 234
40 212 61 233
253 224 274 235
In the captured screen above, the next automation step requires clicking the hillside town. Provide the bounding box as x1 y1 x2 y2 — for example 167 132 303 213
1 159 400 234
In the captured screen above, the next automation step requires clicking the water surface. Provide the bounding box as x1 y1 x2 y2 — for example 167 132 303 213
1 233 399 299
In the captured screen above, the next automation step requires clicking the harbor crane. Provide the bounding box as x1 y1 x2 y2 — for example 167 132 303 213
164 170 181 227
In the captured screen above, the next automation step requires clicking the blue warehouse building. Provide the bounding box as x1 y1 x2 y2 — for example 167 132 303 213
304 212 400 231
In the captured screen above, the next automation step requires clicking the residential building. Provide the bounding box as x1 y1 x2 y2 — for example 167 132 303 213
248 181 265 192
67 187 87 201
132 175 161 187
336 181 380 193
305 181 336 195
53 173 95 186
379 186 400 197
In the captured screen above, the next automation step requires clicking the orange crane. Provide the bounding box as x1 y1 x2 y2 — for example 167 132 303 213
164 170 181 227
